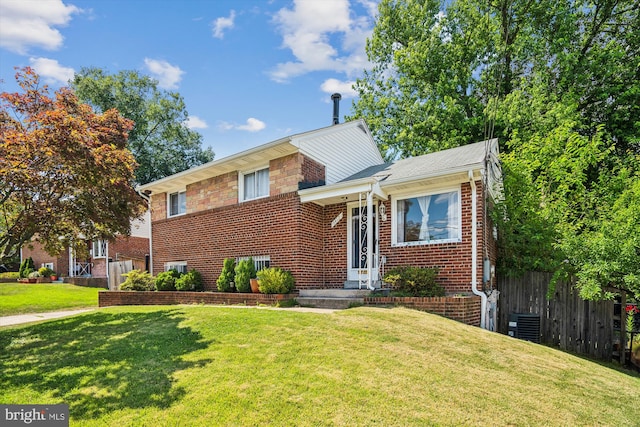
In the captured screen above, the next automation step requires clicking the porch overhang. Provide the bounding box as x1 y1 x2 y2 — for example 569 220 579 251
298 178 388 206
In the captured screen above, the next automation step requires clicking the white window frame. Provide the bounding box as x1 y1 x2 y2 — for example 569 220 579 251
165 261 187 274
391 186 462 246
236 255 270 271
42 262 54 270
167 189 187 217
92 240 107 258
239 166 269 202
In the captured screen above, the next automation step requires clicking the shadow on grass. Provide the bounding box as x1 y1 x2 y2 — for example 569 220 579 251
0 309 210 420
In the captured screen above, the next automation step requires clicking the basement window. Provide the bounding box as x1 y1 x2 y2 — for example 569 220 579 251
237 255 270 272
165 261 188 274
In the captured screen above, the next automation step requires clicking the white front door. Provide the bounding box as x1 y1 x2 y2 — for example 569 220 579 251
347 203 378 282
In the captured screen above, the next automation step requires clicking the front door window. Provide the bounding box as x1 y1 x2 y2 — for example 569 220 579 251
347 203 378 282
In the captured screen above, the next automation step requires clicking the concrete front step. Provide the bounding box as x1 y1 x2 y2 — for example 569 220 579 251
343 280 383 289
297 289 372 309
296 297 364 310
299 289 372 298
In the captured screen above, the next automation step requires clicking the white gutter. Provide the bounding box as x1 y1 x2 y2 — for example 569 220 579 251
469 170 487 329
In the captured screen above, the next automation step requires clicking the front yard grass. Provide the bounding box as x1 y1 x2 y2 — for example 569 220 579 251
0 283 100 316
0 305 638 426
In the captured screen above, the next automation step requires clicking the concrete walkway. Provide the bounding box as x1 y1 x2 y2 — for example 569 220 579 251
0 309 95 327
0 305 336 327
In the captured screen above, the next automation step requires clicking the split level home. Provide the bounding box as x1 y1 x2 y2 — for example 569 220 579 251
138 118 503 327
21 212 150 287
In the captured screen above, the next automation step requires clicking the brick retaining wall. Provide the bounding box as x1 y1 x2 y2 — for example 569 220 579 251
364 295 481 326
65 277 108 289
99 291 295 308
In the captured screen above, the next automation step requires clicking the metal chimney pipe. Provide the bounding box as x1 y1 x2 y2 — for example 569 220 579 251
331 93 341 125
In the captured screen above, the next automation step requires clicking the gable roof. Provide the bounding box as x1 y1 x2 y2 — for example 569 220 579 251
299 139 501 206
138 119 383 195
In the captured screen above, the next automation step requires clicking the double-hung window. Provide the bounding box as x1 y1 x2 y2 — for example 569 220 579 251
393 189 461 245
168 190 186 217
241 167 269 201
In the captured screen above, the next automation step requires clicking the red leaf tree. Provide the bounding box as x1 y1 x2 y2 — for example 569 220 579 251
0 67 147 262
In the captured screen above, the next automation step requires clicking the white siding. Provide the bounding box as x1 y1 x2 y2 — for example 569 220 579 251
294 121 383 184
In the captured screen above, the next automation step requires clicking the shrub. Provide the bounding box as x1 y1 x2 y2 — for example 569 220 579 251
234 258 256 293
120 269 155 291
28 270 41 278
216 258 236 292
0 271 20 280
38 266 55 277
257 267 295 294
383 266 444 297
19 257 35 278
155 269 180 291
175 269 203 291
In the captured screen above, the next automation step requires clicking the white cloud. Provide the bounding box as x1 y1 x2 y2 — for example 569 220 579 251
184 116 208 129
268 0 376 83
0 0 80 54
29 57 75 85
143 58 184 90
321 78 357 98
212 10 236 39
217 118 266 133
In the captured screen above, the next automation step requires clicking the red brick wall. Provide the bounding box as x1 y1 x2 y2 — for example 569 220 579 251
21 241 68 276
99 290 293 307
377 181 485 294
152 192 325 290
301 155 326 185
364 296 481 326
323 204 349 287
320 181 489 295
110 236 149 262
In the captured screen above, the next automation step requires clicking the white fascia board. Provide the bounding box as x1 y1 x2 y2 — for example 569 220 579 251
299 178 388 205
380 163 484 191
139 136 294 193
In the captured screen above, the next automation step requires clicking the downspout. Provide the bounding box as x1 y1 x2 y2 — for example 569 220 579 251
469 170 487 329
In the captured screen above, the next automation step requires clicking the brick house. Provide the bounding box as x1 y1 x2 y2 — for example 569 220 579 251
139 119 502 327
21 211 150 284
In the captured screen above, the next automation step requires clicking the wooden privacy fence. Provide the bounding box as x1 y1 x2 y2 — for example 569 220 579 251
498 271 614 361
108 260 133 290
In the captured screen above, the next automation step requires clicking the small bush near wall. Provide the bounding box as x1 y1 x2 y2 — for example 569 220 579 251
234 258 256 293
175 269 204 292
383 266 445 297
216 258 236 292
120 270 156 291
257 267 295 294
155 270 179 291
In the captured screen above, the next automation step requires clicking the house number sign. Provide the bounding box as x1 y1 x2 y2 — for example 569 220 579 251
331 212 343 228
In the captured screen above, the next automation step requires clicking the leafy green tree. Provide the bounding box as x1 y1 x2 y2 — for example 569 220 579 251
350 0 639 159
71 67 214 185
0 67 147 263
350 0 640 298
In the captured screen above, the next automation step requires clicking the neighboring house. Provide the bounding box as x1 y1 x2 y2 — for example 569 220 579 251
139 119 502 326
21 211 151 283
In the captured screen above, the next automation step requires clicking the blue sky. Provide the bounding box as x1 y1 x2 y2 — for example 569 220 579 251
0 0 379 158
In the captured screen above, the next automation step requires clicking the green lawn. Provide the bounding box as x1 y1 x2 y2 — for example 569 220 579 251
0 306 638 426
0 283 100 316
